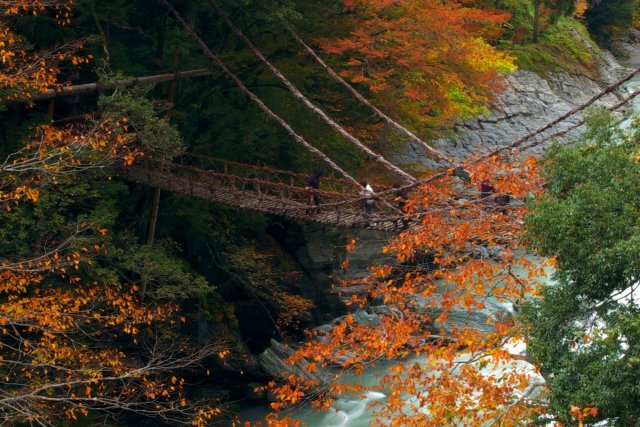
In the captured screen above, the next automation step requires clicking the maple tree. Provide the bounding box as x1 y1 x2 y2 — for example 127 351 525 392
0 2 221 425
0 0 85 102
0 0 137 206
264 153 552 425
319 0 516 129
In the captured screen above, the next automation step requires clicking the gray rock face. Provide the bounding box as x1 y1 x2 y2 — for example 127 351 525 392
395 51 631 168
294 224 394 279
295 226 395 280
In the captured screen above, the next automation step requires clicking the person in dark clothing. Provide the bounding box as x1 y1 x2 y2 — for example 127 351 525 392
393 183 410 230
479 179 495 199
306 170 322 212
479 179 511 210
495 193 511 207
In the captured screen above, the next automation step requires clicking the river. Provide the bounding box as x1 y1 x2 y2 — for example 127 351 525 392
239 259 554 426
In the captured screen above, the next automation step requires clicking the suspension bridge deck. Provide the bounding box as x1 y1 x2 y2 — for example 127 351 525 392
118 157 406 231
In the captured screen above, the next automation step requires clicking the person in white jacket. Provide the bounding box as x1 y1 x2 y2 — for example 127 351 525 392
361 181 375 213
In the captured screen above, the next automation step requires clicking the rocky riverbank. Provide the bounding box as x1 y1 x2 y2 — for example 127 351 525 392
395 48 631 168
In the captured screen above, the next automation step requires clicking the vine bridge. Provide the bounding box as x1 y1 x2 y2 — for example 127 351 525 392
119 155 407 231
122 1 640 231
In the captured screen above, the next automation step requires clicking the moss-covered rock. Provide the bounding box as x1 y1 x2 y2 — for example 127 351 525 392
504 17 603 79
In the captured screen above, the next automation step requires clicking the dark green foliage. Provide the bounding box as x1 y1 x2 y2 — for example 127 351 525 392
504 17 601 78
523 290 640 425
523 111 640 425
98 86 184 160
0 178 124 262
110 237 213 300
0 173 214 299
547 0 576 21
585 0 636 47
526 112 640 299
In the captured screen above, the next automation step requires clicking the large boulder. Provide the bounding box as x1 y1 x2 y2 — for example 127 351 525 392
257 338 329 385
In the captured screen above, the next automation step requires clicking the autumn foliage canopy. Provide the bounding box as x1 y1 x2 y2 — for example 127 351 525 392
265 153 551 426
321 0 516 127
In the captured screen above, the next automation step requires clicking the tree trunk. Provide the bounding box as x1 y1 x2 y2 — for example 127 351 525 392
46 98 55 122
141 48 181 301
145 48 180 251
533 0 540 43
145 188 162 248
21 69 210 103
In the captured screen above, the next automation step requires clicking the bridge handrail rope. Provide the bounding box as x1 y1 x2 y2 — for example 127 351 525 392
175 158 359 198
125 160 512 230
145 160 362 202
520 88 640 152
496 63 640 154
131 159 402 218
178 153 357 189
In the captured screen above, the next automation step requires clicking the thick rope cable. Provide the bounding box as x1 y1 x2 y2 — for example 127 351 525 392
319 71 640 209
519 88 640 152
284 26 456 168
157 0 364 191
209 0 416 184
494 63 640 153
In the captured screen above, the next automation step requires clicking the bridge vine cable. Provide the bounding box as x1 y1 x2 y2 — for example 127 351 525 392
157 0 365 192
314 68 640 210
208 0 416 184
519 87 640 151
